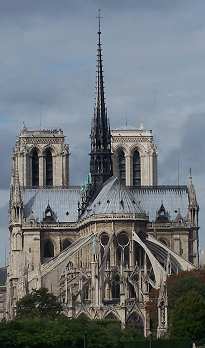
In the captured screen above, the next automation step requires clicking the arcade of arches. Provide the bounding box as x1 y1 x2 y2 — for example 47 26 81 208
116 148 141 186
30 147 54 187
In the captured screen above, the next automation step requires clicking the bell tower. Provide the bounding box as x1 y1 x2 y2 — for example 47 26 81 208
12 127 69 188
111 128 158 186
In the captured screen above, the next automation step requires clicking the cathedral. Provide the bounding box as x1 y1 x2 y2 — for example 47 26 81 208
6 16 199 337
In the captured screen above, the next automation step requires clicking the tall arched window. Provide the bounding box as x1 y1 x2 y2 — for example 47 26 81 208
118 150 126 185
43 239 54 258
45 149 53 186
133 150 141 186
111 273 120 300
31 148 39 187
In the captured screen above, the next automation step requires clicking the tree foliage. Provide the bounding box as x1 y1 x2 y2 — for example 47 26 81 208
0 317 191 348
170 290 205 342
0 318 145 348
10 273 205 346
16 288 62 319
167 270 205 309
167 270 205 343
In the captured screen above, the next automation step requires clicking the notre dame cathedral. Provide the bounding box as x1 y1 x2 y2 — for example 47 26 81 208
6 16 199 337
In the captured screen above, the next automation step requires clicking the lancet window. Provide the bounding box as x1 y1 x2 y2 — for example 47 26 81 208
31 148 39 187
45 149 53 186
111 273 120 300
118 149 126 185
133 150 141 186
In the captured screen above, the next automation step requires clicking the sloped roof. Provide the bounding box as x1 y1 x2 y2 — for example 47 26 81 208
82 177 146 218
23 187 81 223
130 185 188 221
22 179 189 223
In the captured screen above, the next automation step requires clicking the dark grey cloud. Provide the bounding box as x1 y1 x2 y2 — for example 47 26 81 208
0 131 14 189
161 113 205 182
159 113 205 248
0 204 8 224
0 0 187 16
0 199 9 266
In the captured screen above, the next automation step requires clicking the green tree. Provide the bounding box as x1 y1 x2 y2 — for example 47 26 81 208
170 290 205 343
168 271 205 309
16 288 62 320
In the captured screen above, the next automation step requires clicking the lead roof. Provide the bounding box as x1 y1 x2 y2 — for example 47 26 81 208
22 177 189 223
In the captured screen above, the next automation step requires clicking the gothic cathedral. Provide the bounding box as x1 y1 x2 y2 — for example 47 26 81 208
7 16 199 337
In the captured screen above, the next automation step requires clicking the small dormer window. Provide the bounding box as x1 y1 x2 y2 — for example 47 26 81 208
47 210 52 217
43 203 56 222
175 209 184 224
156 203 169 222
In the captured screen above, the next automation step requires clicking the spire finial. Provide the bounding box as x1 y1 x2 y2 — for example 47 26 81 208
97 9 102 37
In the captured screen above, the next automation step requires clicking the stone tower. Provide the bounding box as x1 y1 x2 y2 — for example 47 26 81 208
11 127 69 188
111 127 157 186
7 127 70 316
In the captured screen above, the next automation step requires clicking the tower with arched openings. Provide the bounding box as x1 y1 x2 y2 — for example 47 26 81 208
112 128 157 186
12 128 69 188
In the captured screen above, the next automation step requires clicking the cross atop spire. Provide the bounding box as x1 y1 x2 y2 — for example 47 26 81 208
97 9 102 37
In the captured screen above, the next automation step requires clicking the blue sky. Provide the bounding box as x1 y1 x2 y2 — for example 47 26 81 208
0 0 205 265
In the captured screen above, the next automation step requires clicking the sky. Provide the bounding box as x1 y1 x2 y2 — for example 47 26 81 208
0 0 205 265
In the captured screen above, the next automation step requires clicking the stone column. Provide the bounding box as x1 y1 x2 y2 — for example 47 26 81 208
142 154 147 186
18 153 23 186
110 243 115 267
149 154 153 186
91 261 99 307
39 156 44 187
59 154 65 186
66 154 69 186
129 239 134 269
153 153 158 185
27 155 31 186
63 154 69 187
52 155 56 186
147 155 151 186
54 155 63 186
23 153 27 187
125 155 131 186
144 308 151 337
110 223 115 267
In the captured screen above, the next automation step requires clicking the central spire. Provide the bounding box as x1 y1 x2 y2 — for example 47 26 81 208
95 9 105 126
90 9 113 193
